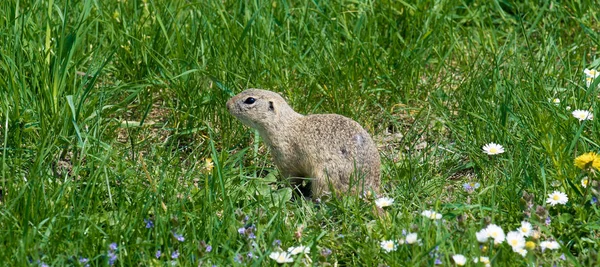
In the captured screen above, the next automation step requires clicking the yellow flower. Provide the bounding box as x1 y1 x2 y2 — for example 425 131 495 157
574 152 600 170
112 10 121 23
525 241 536 250
203 158 214 173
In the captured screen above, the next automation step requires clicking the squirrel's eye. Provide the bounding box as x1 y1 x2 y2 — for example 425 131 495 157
243 97 256 104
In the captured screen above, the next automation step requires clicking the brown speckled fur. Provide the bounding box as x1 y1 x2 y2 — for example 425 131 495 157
227 89 380 197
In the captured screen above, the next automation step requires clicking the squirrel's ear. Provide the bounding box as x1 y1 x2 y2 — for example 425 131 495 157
268 101 275 112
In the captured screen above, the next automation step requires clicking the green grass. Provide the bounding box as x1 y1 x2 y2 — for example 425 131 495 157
1 0 600 265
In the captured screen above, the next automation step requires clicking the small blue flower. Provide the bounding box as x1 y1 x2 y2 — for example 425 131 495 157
206 245 212 253
173 233 185 242
248 232 256 239
463 183 472 191
79 257 90 267
233 254 243 263
171 250 179 259
144 219 154 228
429 246 439 257
107 243 118 266
108 251 117 266
434 258 442 265
545 216 551 225
238 227 246 235
272 239 281 246
156 250 162 259
560 254 566 260
463 182 480 193
320 248 332 257
592 196 598 205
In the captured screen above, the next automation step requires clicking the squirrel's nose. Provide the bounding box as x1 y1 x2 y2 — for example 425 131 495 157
226 99 232 111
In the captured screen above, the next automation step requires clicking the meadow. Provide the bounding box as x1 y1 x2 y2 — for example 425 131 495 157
1 0 599 266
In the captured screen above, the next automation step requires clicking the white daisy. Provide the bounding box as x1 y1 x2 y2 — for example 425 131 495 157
380 240 396 253
269 251 293 263
506 231 526 250
584 68 599 78
473 256 490 267
452 254 467 266
405 233 419 244
517 221 533 237
546 191 568 206
476 229 489 243
482 143 505 155
551 98 560 104
375 197 394 208
540 240 560 251
485 224 505 244
586 77 594 87
515 247 528 257
287 246 310 255
572 110 593 121
421 210 442 220
581 177 589 188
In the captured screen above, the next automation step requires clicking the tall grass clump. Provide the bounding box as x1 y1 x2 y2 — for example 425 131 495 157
0 0 599 265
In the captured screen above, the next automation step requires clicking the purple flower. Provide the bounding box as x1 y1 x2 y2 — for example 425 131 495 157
463 182 480 193
463 183 472 191
320 248 332 257
206 245 212 253
79 257 90 267
560 254 566 260
434 258 442 265
39 262 49 267
233 254 243 263
173 233 185 242
144 219 154 228
592 196 598 205
243 215 249 223
107 243 118 265
108 251 117 266
545 216 551 226
238 225 257 239
247 252 253 259
171 250 179 259
429 246 439 257
272 239 281 246
156 250 161 259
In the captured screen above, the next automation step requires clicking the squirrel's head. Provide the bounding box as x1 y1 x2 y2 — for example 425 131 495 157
227 89 297 131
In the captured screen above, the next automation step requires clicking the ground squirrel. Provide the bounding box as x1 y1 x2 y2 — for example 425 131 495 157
227 89 381 198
